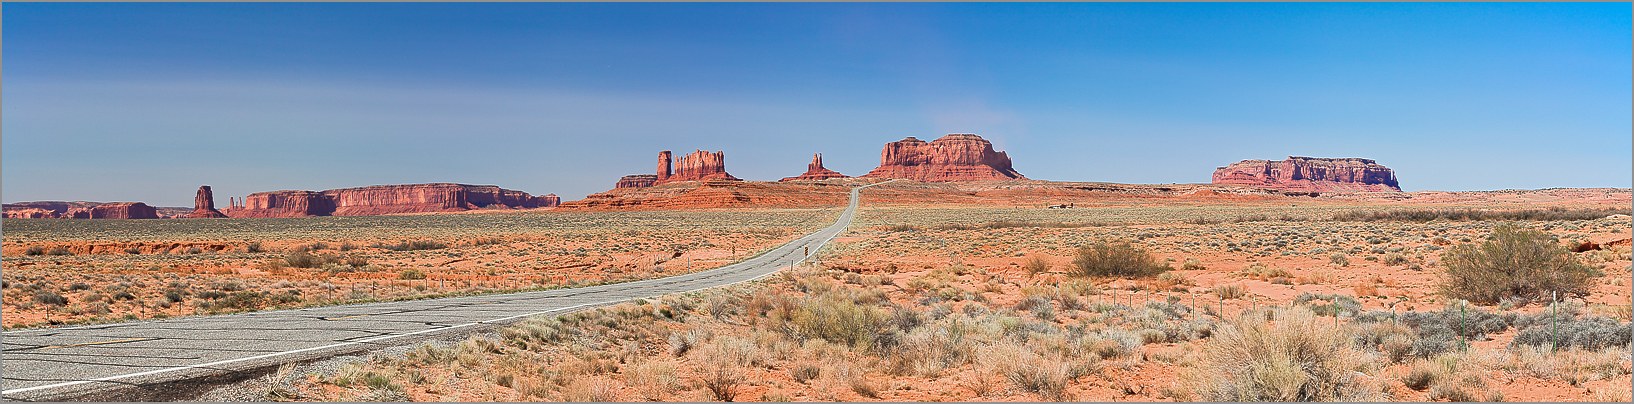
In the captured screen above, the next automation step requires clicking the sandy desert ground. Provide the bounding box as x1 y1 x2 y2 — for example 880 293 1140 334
0 209 840 329
190 182 1634 402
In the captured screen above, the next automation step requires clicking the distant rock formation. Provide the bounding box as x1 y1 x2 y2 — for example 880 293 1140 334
662 150 739 184
62 202 160 219
861 134 1024 181
780 153 849 181
185 185 228 218
617 150 741 188
3 208 55 219
616 174 658 189
224 183 557 218
3 201 166 219
1212 156 1401 192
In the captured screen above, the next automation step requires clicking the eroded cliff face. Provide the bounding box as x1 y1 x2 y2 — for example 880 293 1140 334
616 175 658 189
1212 156 1400 193
185 185 228 218
223 183 555 218
861 134 1025 181
780 153 849 181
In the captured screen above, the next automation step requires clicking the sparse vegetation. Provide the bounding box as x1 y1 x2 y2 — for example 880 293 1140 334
1439 224 1601 304
1072 241 1168 278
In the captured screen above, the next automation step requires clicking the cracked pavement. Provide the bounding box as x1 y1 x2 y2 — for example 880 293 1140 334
1 183 881 401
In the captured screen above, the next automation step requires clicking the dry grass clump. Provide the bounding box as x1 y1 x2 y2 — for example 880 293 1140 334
1439 224 1600 304
1186 307 1385 401
1072 241 1168 278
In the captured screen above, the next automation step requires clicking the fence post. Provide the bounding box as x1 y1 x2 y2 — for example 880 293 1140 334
1551 291 1559 352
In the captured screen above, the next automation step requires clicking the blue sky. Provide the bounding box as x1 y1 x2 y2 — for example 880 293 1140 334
5 3 1629 205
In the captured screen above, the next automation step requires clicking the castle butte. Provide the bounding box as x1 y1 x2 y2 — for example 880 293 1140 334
861 133 1025 181
222 183 559 218
615 149 739 188
1212 156 1401 193
780 153 849 181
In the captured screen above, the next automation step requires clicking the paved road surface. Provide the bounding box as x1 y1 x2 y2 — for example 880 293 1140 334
1 182 886 401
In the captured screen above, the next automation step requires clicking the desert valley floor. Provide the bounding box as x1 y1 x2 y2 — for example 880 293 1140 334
3 180 1630 401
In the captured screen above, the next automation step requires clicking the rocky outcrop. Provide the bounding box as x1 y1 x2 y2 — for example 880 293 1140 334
780 153 849 181
660 150 739 184
225 183 556 218
860 134 1024 181
185 185 228 218
60 202 160 219
4 201 165 219
616 174 658 189
3 208 55 219
1212 156 1400 192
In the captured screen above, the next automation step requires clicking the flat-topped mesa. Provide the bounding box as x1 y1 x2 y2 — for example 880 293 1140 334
616 174 658 189
781 153 850 181
185 185 228 218
225 183 556 218
1212 156 1401 192
64 202 160 219
660 149 740 184
861 133 1025 181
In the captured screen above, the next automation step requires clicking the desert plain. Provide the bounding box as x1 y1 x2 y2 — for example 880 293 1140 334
9 179 1625 401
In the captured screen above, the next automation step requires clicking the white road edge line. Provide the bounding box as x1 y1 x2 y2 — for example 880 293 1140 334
2 181 891 397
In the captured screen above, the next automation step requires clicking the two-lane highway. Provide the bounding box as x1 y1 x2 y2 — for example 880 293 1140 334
1 181 888 401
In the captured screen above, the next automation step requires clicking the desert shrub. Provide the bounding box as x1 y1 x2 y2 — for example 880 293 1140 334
790 362 821 383
1186 307 1383 401
344 255 369 268
1211 284 1246 300
1438 224 1600 304
698 361 743 401
790 294 889 350
1511 314 1632 351
47 246 72 256
1181 258 1206 271
1329 253 1349 267
398 269 427 280
1382 253 1408 266
24 245 45 256
1024 256 1050 276
33 291 68 306
1072 241 1167 278
1293 293 1361 317
284 251 323 268
245 242 264 253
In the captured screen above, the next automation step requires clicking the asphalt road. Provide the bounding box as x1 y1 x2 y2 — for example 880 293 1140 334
1 182 885 401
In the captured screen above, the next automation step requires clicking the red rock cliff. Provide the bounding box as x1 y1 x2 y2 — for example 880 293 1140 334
781 153 849 181
616 174 658 189
59 202 160 219
226 183 555 218
186 185 228 218
1212 156 1400 192
861 134 1024 181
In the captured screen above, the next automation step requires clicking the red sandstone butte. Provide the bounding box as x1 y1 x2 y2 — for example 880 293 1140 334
225 183 557 218
660 150 740 184
780 153 849 181
860 133 1025 181
1212 156 1401 193
185 185 228 218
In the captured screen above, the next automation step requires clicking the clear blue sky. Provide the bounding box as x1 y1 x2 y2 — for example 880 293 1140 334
5 3 1629 205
